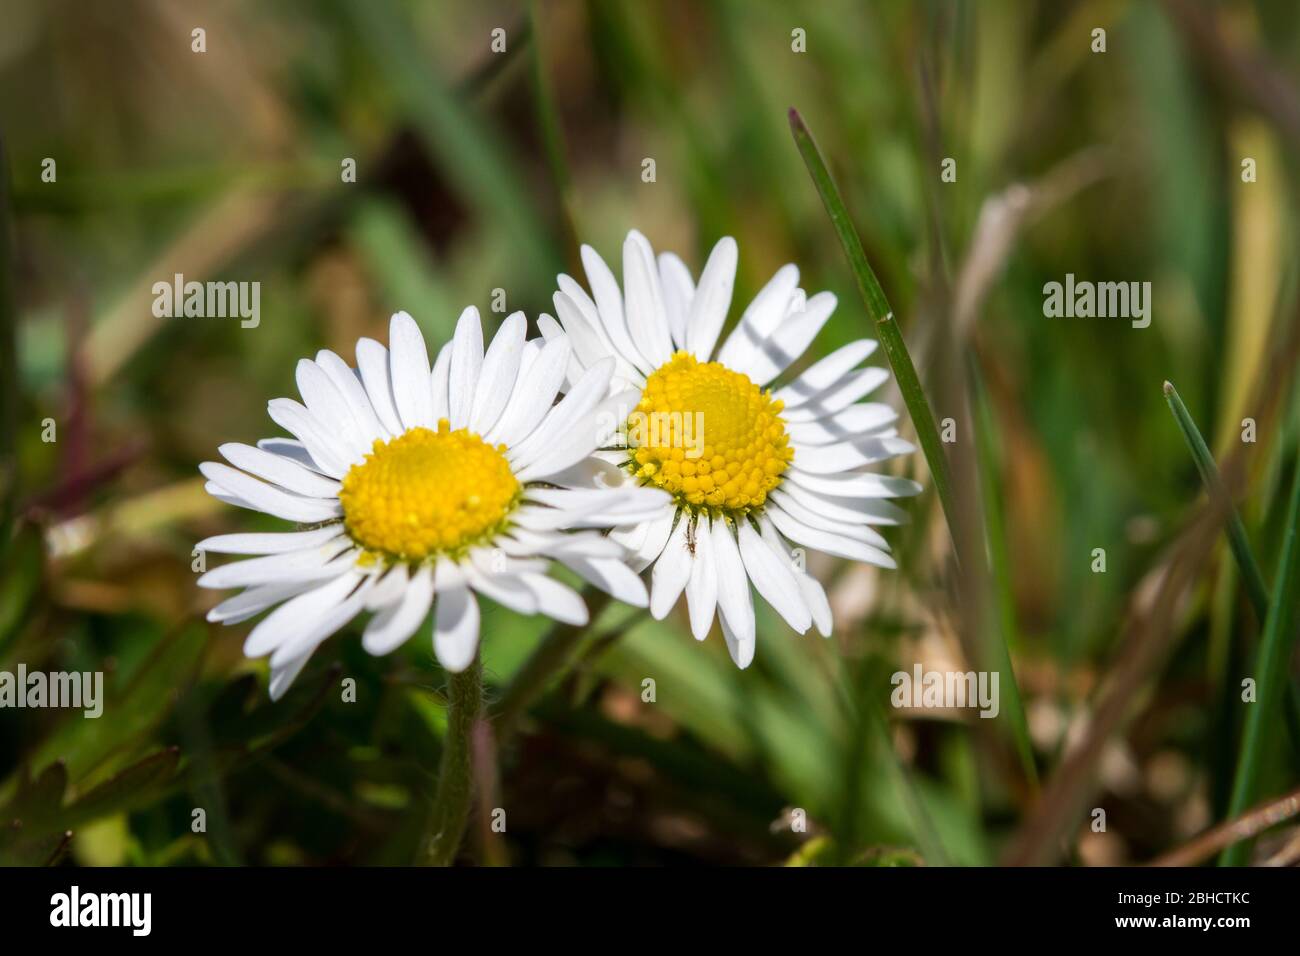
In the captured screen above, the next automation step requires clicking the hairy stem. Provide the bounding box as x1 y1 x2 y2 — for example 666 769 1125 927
424 656 483 866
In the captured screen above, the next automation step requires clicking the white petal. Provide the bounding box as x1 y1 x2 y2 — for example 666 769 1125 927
796 570 833 637
486 336 570 447
472 312 526 434
196 525 343 556
509 506 581 533
447 306 484 429
715 263 799 367
520 573 588 625
649 515 692 619
549 294 598 363
268 649 314 701
365 562 410 610
362 565 434 655
791 435 915 474
787 468 923 499
255 438 328 475
199 461 343 523
296 358 370 459
658 251 695 350
768 489 887 548
244 571 362 658
266 399 353 478
506 526 625 559
316 349 389 444
464 559 539 615
206 579 320 624
541 451 633 491
433 560 481 673
524 486 670 521
355 337 405 438
727 291 837 386
197 538 353 590
555 280 615 363
685 516 718 640
554 555 648 607
581 242 650 373
766 502 896 567
269 575 374 667
204 481 254 511
775 339 878 408
513 386 637 483
719 610 755 669
782 367 890 422
389 311 435 430
777 478 907 526
630 508 676 571
535 313 586 389
430 341 452 422
622 230 674 368
508 359 615 472
785 403 898 445
218 443 341 498
736 519 811 633
760 515 831 636
685 236 738 360
711 519 755 658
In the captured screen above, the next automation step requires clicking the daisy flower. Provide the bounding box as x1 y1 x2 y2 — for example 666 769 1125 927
196 309 669 698
537 230 919 668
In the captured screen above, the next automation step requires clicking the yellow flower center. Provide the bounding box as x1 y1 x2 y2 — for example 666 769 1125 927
339 420 520 562
627 351 792 515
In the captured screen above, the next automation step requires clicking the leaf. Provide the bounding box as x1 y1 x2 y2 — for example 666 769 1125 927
61 748 181 828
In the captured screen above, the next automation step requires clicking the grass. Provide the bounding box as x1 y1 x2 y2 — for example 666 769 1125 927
789 106 1039 800
1220 455 1300 865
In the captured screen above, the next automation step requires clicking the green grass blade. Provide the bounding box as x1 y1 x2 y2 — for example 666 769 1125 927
788 109 959 551
1219 448 1300 865
1164 382 1269 618
1164 381 1300 756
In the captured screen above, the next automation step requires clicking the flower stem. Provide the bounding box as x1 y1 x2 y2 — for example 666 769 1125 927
424 655 483 866
494 588 609 742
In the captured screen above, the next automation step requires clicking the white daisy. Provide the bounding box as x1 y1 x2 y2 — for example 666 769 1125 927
196 309 669 699
536 230 920 668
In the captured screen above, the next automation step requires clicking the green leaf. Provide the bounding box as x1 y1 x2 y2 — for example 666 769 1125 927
61 748 181 829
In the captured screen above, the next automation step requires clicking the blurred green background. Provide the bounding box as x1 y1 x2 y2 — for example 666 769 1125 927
2 0 1299 866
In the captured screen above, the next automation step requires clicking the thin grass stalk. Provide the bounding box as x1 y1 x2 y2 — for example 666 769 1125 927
1164 381 1300 754
788 108 959 552
1220 450 1300 865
